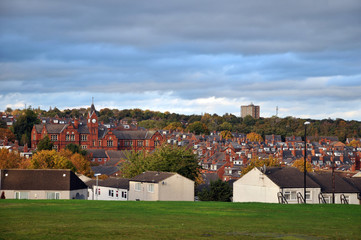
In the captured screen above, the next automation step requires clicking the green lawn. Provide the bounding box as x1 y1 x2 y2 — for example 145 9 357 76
0 200 360 240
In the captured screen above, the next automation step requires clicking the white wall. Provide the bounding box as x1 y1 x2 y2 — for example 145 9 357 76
88 186 127 201
3 189 88 200
233 168 280 203
158 174 194 201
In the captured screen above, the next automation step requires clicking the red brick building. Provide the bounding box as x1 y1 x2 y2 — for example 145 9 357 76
31 104 164 152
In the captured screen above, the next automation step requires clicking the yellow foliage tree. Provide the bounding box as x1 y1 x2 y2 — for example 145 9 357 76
220 130 233 140
242 155 280 175
348 139 361 148
246 132 263 142
292 158 313 172
30 150 76 172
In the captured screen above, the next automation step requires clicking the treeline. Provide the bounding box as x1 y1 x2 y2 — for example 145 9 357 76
2 107 361 144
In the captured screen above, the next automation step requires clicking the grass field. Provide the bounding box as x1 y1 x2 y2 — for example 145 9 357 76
0 200 360 240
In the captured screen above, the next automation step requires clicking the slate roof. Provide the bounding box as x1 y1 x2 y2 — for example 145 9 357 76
0 169 87 190
91 166 119 176
88 149 107 158
262 167 320 188
78 124 90 134
105 150 127 166
130 171 175 183
34 124 69 134
308 172 359 193
86 177 129 189
113 130 157 140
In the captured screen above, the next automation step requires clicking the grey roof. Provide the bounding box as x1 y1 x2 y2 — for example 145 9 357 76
130 171 175 183
91 166 119 176
0 169 87 190
87 149 107 158
263 167 320 188
308 172 359 193
78 125 90 134
34 124 68 134
112 130 157 140
86 177 129 189
105 150 127 166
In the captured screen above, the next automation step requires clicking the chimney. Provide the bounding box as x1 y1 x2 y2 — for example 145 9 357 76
14 140 19 149
4 136 8 146
74 119 79 129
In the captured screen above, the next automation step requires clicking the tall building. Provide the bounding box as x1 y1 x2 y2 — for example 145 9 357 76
241 103 260 119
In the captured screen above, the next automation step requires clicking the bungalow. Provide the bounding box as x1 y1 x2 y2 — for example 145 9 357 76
128 171 194 201
87 177 129 201
233 167 321 204
0 169 88 199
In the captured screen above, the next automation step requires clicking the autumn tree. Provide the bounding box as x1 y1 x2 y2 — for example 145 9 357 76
30 150 76 172
220 130 233 140
246 132 263 142
164 122 184 131
348 139 361 148
0 148 30 169
292 158 313 172
0 128 16 142
242 155 280 175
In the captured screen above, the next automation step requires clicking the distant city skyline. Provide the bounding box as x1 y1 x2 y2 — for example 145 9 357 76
1 1 361 120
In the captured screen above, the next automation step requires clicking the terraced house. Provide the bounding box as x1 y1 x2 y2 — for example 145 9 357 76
31 104 164 152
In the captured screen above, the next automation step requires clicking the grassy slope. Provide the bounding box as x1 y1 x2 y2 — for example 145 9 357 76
0 200 360 240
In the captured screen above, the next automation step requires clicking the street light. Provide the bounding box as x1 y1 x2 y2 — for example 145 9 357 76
94 173 101 200
304 121 310 204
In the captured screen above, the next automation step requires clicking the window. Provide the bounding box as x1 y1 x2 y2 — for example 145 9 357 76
116 191 119 198
53 145 58 151
81 145 87 150
306 191 311 200
70 135 75 141
93 140 96 146
33 134 36 140
124 141 130 147
107 140 113 147
51 135 58 141
148 184 154 193
122 191 127 199
98 158 102 162
98 140 102 146
81 135 88 141
146 140 149 147
47 192 60 199
155 141 160 146
137 141 143 147
284 191 297 201
135 183 141 191
66 135 70 141
109 190 114 197
15 192 29 199
91 158 95 162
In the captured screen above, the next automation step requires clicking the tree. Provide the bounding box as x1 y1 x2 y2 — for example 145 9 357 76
164 122 184 131
65 143 87 156
246 132 263 142
0 148 30 169
219 121 232 131
30 150 76 172
121 150 149 178
0 119 7 129
0 128 16 142
220 130 233 140
121 144 200 181
292 158 313 172
37 135 54 151
198 180 232 202
13 108 40 146
348 139 361 148
242 155 280 175
149 144 200 181
186 121 209 135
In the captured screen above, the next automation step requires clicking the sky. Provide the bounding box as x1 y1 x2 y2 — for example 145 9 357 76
1 0 361 120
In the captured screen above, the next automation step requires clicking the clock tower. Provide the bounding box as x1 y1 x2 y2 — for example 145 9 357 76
87 102 99 147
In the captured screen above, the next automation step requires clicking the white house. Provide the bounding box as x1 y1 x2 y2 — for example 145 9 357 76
128 171 194 201
0 169 88 200
87 177 129 201
233 167 321 204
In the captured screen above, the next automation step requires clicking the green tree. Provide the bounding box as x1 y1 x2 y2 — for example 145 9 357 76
121 144 200 181
0 119 7 128
13 108 40 146
65 143 87 156
37 135 54 151
186 121 209 135
198 180 232 202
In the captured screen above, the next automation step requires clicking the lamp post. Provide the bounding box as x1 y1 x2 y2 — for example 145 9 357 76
94 173 101 200
304 121 310 204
